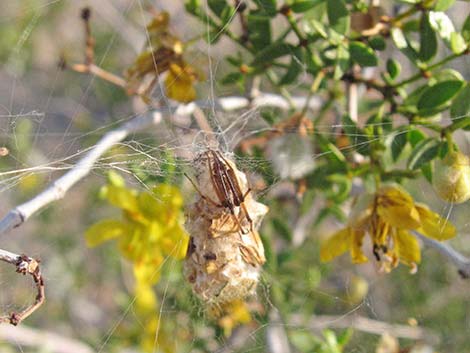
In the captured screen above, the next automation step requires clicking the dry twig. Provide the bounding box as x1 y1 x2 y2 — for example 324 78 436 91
291 314 439 344
0 249 44 325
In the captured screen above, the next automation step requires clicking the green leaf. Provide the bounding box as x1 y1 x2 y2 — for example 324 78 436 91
417 80 464 111
278 49 304 85
368 36 386 51
221 71 243 85
428 11 464 52
327 0 349 35
333 44 350 79
462 14 470 42
421 163 433 183
208 0 228 17
450 84 470 126
419 13 437 62
253 0 277 16
434 0 456 11
349 41 378 67
391 27 418 62
252 43 294 65
247 11 271 49
408 138 441 170
408 128 426 147
450 32 467 54
291 0 321 13
391 129 408 161
85 219 126 247
386 58 401 80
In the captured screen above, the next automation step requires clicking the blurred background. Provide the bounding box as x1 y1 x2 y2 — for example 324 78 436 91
1 1 470 352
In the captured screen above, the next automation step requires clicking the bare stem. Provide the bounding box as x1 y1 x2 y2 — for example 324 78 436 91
0 249 44 326
414 232 470 278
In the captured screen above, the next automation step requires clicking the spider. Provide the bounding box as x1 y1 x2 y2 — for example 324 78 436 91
186 149 254 235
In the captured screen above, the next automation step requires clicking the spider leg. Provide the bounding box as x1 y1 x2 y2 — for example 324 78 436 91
184 172 223 207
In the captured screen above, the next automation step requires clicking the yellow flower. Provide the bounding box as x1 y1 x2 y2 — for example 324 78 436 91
215 300 253 337
125 11 200 103
85 171 189 353
320 185 456 272
164 63 197 103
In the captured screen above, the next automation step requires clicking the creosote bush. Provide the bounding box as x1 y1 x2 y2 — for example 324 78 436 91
2 0 470 352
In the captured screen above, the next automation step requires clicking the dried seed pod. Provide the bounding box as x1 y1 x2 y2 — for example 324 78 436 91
184 150 268 307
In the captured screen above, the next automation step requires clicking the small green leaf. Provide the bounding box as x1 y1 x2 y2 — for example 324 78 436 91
419 12 437 62
391 27 418 62
408 128 426 147
327 0 349 35
391 130 408 161
208 0 228 17
450 84 470 126
247 11 271 49
408 138 441 170
434 0 456 11
462 14 470 42
450 32 467 54
386 58 401 80
421 163 433 183
349 41 378 67
368 36 386 51
252 43 294 65
253 0 277 16
333 44 350 79
221 71 243 85
428 11 463 52
279 49 304 85
291 0 321 13
417 80 464 111
85 219 126 247
185 0 200 14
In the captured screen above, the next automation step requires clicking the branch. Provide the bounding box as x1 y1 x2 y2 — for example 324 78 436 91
0 324 94 353
414 232 470 279
0 111 163 236
0 249 44 325
291 314 439 344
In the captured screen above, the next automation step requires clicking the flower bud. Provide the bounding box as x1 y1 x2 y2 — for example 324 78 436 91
433 151 470 203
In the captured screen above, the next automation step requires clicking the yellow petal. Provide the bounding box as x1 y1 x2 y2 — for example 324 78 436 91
135 282 158 314
377 186 421 229
415 203 456 240
217 300 252 337
106 185 139 213
394 229 421 266
320 227 351 262
350 228 368 263
165 63 196 103
160 225 189 259
85 219 126 247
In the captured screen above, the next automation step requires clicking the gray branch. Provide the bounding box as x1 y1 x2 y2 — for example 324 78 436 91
414 231 470 278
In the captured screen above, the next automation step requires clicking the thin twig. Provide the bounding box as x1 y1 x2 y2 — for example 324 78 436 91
0 111 163 236
0 324 94 353
0 249 44 326
291 314 439 344
71 63 127 88
414 232 470 278
266 309 292 353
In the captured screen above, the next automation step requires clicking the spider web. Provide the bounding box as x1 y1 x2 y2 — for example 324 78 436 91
1 1 470 353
